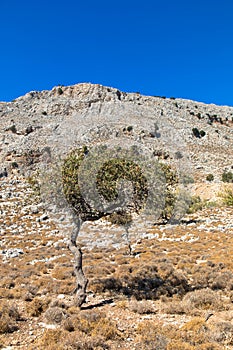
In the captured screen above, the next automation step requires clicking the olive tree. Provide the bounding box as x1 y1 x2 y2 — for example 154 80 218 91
61 145 180 306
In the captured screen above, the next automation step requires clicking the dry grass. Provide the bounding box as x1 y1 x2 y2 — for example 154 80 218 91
0 301 20 334
1 179 233 348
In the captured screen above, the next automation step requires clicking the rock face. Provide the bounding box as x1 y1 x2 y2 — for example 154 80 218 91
0 83 233 183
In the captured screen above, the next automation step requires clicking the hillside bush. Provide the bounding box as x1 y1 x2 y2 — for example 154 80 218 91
206 174 214 182
222 171 233 183
219 187 233 206
192 128 200 138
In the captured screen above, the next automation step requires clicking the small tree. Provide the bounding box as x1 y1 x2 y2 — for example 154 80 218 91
61 145 183 306
62 146 149 305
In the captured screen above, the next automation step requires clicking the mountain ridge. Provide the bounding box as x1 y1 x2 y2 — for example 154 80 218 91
0 83 232 186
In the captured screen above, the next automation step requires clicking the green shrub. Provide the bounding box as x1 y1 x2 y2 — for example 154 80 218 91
219 188 233 206
199 130 206 137
206 174 214 182
11 162 19 169
222 171 233 183
57 87 63 95
187 196 204 214
192 128 206 138
192 128 200 138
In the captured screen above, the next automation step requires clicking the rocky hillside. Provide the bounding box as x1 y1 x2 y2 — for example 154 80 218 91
1 84 233 349
0 83 233 183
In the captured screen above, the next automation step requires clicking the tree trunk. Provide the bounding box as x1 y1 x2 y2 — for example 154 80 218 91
68 217 88 307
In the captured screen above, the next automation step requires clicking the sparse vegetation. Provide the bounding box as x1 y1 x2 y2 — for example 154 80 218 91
222 171 233 183
57 87 63 95
219 187 233 206
206 173 214 182
192 128 206 138
1 84 233 349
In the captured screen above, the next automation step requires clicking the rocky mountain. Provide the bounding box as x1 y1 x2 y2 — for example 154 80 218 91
0 83 233 184
1 84 233 349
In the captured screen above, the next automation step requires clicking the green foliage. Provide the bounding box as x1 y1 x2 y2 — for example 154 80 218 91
187 196 204 214
62 146 148 224
157 163 179 220
62 146 99 221
182 174 194 185
96 158 147 209
222 171 233 183
219 188 233 206
206 174 214 182
62 146 179 224
199 130 206 137
11 161 19 169
192 128 206 138
192 128 200 138
57 87 63 95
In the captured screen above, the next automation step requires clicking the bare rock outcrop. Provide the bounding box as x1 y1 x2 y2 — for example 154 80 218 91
0 83 232 182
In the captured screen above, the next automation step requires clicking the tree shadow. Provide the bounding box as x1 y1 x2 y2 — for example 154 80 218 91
81 298 114 310
90 273 190 301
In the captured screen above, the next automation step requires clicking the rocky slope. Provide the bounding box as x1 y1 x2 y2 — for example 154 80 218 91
0 83 233 182
1 84 233 349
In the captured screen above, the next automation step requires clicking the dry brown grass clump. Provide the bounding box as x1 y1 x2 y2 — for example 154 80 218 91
44 306 66 324
0 301 20 334
136 320 169 349
26 297 50 317
29 329 109 350
128 299 155 314
64 310 121 341
211 321 233 345
183 289 224 311
167 341 195 349
29 309 120 349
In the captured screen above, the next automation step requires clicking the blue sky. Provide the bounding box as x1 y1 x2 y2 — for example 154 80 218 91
1 0 233 105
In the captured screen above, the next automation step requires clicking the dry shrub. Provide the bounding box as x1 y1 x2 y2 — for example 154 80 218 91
196 344 222 350
62 317 75 332
44 306 66 324
89 277 122 294
0 301 20 334
183 289 223 311
63 331 109 349
116 299 127 309
136 320 168 349
211 270 233 290
167 340 195 349
26 297 50 317
26 284 39 296
67 305 81 315
211 321 233 345
161 300 186 315
91 317 120 340
65 310 120 341
51 267 73 280
0 277 15 289
0 288 14 299
128 299 155 314
28 329 66 350
180 317 211 345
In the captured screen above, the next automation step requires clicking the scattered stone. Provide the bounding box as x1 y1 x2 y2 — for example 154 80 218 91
1 248 24 259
